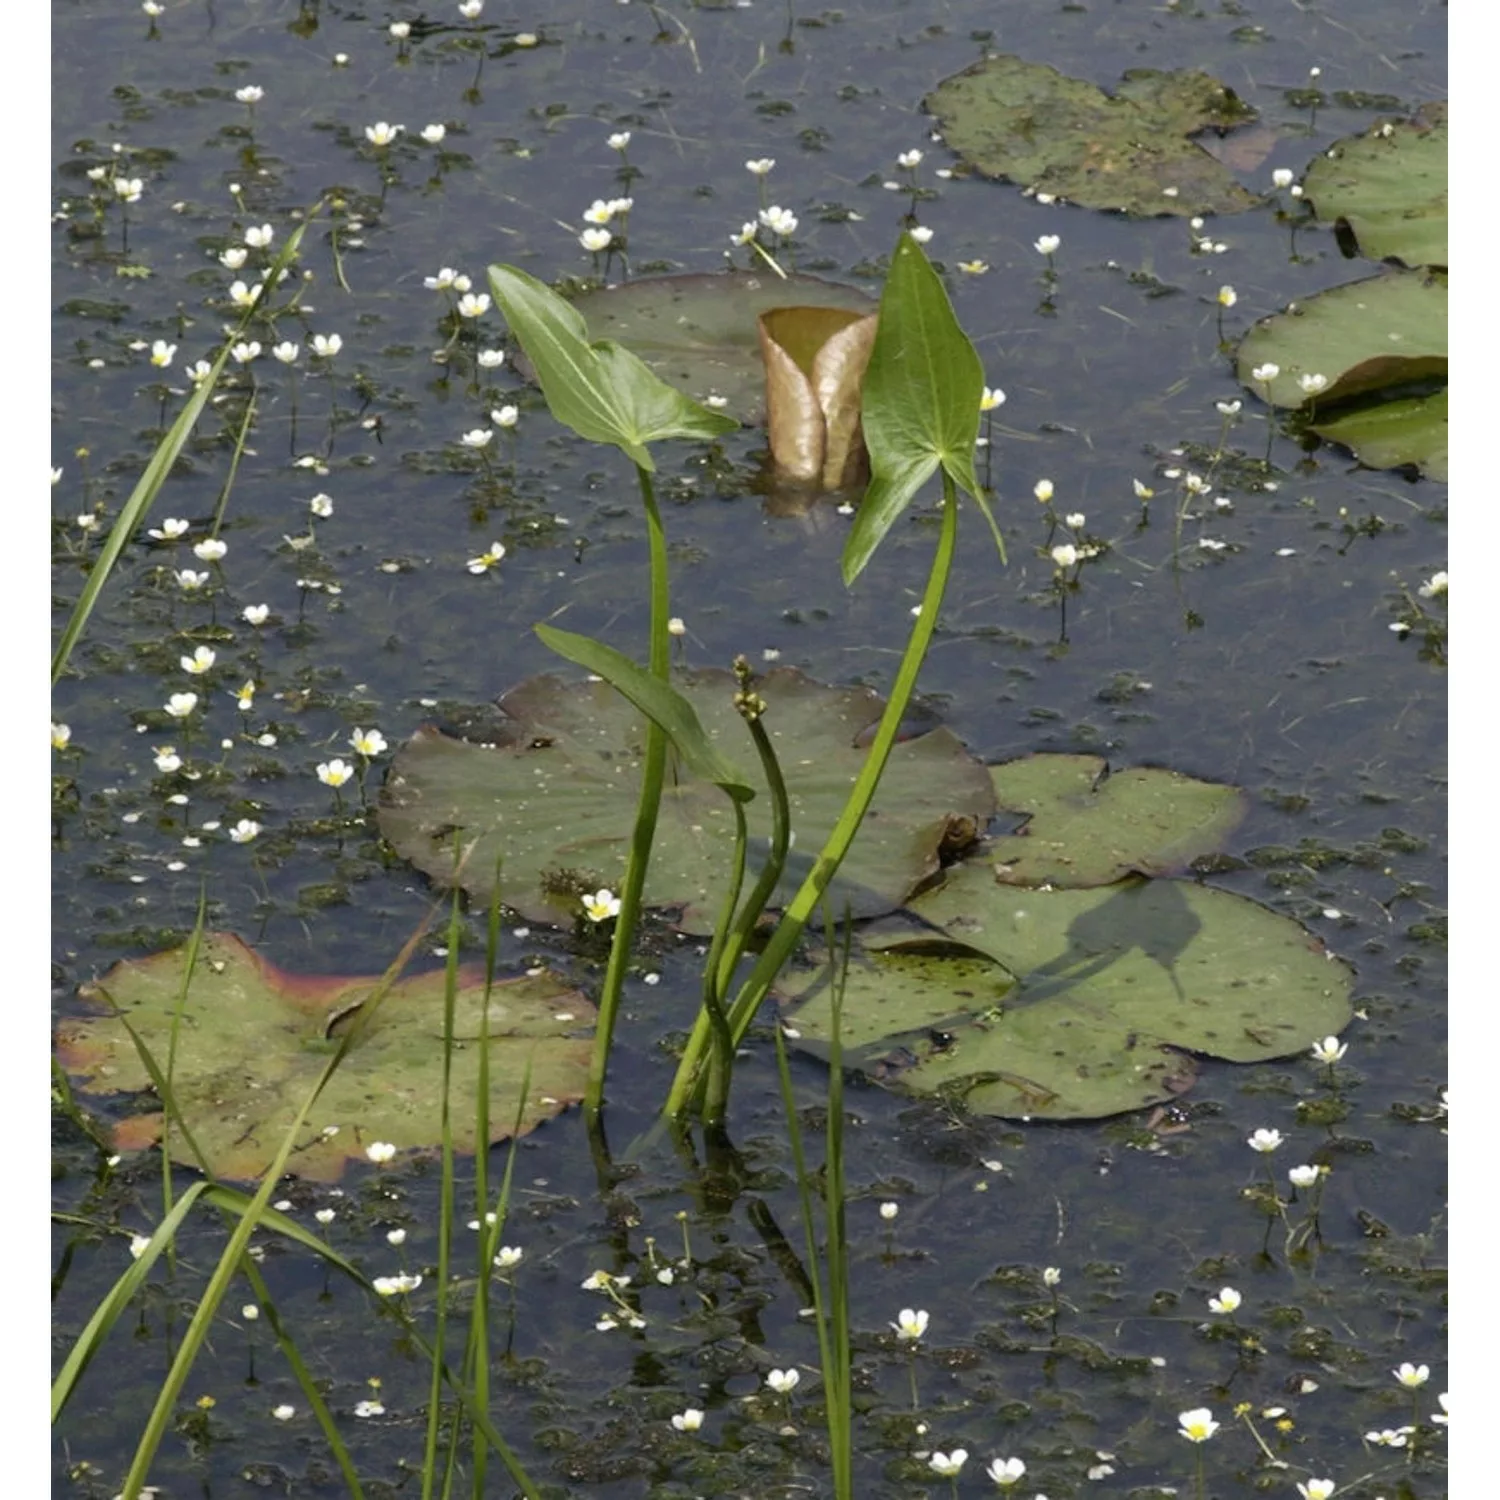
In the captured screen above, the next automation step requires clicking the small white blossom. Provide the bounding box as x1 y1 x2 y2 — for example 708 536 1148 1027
985 1456 1026 1487
896 148 924 168
745 157 775 175
318 759 355 788
149 340 176 368
365 122 403 147
235 85 265 104
583 888 622 922
272 341 300 364
1310 1035 1347 1064
1272 168 1295 189
1248 1128 1284 1153
1050 543 1078 569
671 1409 704 1432
891 1308 928 1341
193 538 228 562
1178 1408 1219 1443
468 541 506 573
1298 372 1329 395
1393 1362 1430 1389
461 429 494 451
1208 1287 1241 1314
366 1141 397 1164
310 333 343 358
1034 234 1060 255
758 205 798 236
165 692 199 719
244 223 274 249
114 178 145 203
229 820 261 843
579 227 612 252
608 131 632 151
457 292 491 319
350 728 388 757
929 1451 967 1478
477 348 506 369
180 646 216 675
230 341 262 364
1251 363 1280 382
1417 570 1447 599
421 124 447 144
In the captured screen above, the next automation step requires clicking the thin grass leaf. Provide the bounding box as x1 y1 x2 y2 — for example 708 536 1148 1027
52 217 313 684
241 1255 365 1500
50 1183 212 1423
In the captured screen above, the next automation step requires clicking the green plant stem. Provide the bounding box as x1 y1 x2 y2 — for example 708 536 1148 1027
585 463 671 1116
772 945 852 1500
698 698 793 1127
663 473 959 1121
422 883 465 1500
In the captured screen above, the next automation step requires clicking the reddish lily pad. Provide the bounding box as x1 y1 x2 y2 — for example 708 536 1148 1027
56 934 595 1181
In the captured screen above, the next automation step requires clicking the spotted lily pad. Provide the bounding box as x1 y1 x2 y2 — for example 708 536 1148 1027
925 56 1259 217
379 668 994 936
780 867 1354 1120
566 272 876 423
986 754 1248 887
1303 105 1447 268
55 934 595 1181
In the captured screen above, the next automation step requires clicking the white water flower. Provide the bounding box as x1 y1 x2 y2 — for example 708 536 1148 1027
365 122 403 147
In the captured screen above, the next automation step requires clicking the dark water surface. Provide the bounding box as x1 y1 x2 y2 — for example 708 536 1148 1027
52 1 1446 1495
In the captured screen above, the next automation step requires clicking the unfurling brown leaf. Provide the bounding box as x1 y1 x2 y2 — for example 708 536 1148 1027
758 306 878 489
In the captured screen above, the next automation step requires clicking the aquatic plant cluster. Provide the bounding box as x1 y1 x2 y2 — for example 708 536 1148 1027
51 1 1444 1496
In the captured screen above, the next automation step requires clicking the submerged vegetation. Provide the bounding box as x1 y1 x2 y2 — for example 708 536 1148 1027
52 2 1444 1497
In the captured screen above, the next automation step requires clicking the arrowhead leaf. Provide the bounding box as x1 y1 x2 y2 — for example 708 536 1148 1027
487 263 738 469
842 233 985 584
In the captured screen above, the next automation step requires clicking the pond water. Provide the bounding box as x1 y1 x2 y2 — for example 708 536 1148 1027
51 1 1446 1496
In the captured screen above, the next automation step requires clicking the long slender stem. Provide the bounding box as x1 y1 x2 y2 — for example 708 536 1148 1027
663 474 960 1121
585 463 670 1117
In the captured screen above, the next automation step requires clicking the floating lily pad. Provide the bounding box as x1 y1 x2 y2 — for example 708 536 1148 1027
1236 270 1446 411
986 755 1248 887
566 272 876 423
780 868 1354 1120
925 56 1259 217
1303 105 1447 268
1310 387 1447 481
1235 268 1447 479
379 668 994 935
55 934 595 1181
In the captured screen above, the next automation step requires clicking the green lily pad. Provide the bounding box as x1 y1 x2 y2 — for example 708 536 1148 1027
986 755 1248 887
379 668 995 935
1311 387 1448 481
566 272 877 424
925 55 1259 217
1303 104 1447 268
55 934 596 1181
1236 269 1447 411
781 868 1353 1120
